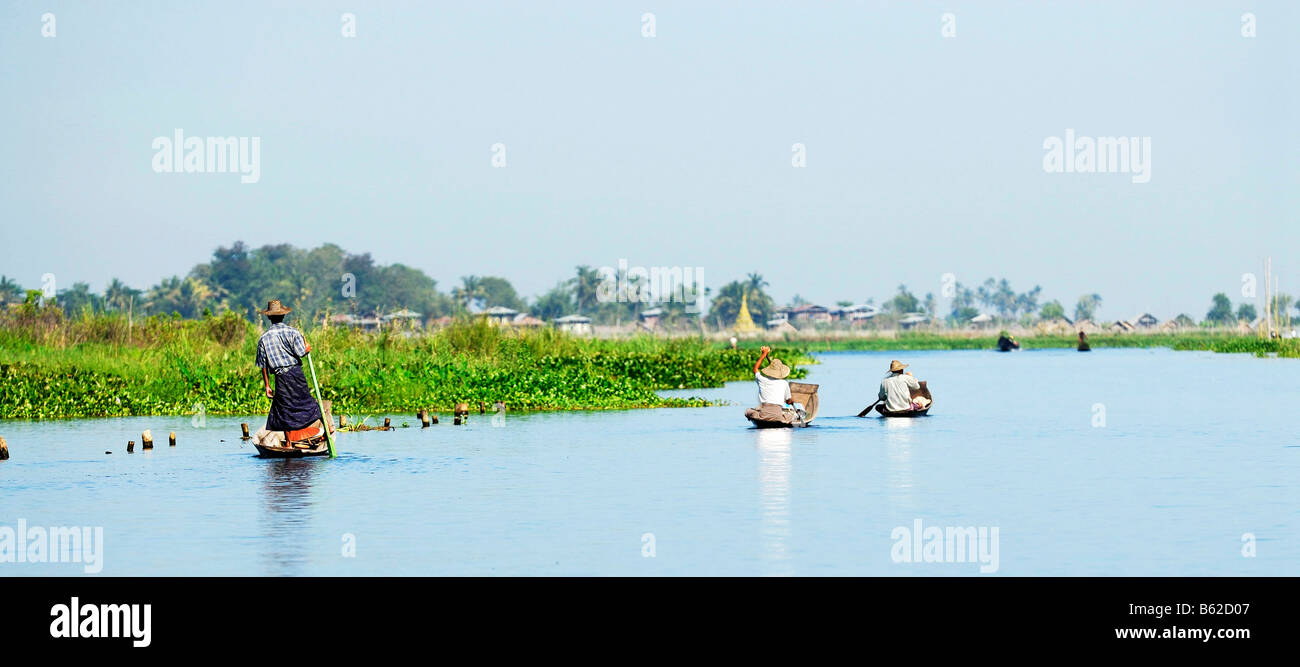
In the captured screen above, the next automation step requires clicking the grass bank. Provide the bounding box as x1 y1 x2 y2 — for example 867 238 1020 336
0 310 810 419
734 331 1299 356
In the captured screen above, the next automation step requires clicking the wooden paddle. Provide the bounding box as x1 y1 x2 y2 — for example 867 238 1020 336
856 400 880 418
304 352 338 458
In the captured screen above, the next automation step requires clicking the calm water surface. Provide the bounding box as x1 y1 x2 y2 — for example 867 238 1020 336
2 349 1297 576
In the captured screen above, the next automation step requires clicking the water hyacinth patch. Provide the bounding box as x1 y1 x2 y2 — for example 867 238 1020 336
0 316 808 419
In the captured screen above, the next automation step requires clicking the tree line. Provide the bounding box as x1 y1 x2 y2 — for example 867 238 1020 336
0 243 1289 329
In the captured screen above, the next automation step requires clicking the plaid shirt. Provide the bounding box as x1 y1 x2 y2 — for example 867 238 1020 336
255 322 307 372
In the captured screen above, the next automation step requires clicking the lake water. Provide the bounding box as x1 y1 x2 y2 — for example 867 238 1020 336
2 348 1296 576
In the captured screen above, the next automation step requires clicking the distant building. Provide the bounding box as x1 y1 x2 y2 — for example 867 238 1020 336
968 313 994 328
484 306 519 325
639 307 664 330
329 313 381 331
1133 313 1159 328
555 314 593 335
382 309 423 326
1036 317 1075 335
766 318 797 333
1111 320 1135 332
512 313 545 328
1074 319 1101 334
830 304 878 322
781 304 831 324
898 313 929 330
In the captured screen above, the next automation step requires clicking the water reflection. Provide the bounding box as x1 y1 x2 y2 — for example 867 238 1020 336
755 428 793 576
258 459 317 576
883 419 915 510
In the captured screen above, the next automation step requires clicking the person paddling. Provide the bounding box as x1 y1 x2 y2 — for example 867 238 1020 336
255 300 323 437
1077 331 1091 352
744 346 796 425
879 360 925 412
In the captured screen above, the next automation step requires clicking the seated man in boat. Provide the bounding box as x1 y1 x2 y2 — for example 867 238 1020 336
255 299 324 441
996 331 1020 352
744 346 796 424
1077 331 1091 352
878 360 927 412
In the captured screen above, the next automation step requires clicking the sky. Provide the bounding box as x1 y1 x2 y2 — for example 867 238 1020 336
1 0 1296 321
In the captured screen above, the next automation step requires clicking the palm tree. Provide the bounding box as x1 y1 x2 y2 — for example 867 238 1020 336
0 275 23 308
572 266 603 315
104 278 140 313
452 275 486 310
146 276 219 318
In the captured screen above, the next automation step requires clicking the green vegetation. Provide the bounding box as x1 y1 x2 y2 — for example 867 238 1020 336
0 309 809 419
742 332 1300 357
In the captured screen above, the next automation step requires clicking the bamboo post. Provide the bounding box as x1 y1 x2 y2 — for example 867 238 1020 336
339 414 348 428
431 413 439 424
241 423 251 440
383 417 392 429
142 430 154 449
478 402 485 415
419 410 430 428
127 440 135 453
169 431 176 447
0 436 8 461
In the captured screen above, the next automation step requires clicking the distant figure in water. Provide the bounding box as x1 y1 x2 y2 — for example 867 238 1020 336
996 332 1019 352
1077 331 1091 352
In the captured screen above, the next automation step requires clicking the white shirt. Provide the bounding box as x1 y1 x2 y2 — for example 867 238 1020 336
755 372 792 406
878 373 921 411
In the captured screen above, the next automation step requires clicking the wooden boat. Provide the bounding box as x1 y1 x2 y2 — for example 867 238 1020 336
253 424 332 458
876 381 933 417
746 382 819 428
254 403 336 458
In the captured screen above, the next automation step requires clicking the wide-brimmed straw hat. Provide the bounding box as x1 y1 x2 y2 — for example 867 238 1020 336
888 360 908 373
259 299 292 316
760 358 790 380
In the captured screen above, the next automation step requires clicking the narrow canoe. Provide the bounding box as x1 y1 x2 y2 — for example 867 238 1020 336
876 381 933 417
254 416 334 458
746 381 819 428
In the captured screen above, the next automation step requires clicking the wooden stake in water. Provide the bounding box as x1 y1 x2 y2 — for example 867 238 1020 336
0 436 8 461
142 430 154 449
304 352 338 458
241 423 251 440
169 431 176 447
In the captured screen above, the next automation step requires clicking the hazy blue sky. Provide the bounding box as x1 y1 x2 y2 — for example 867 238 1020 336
1 1 1295 320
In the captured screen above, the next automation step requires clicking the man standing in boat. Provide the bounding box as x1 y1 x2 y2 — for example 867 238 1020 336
744 345 796 425
255 299 322 434
878 360 923 412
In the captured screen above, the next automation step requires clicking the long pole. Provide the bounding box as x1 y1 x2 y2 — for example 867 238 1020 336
305 352 338 458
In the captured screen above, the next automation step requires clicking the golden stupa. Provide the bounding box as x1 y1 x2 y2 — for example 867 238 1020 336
734 292 759 334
